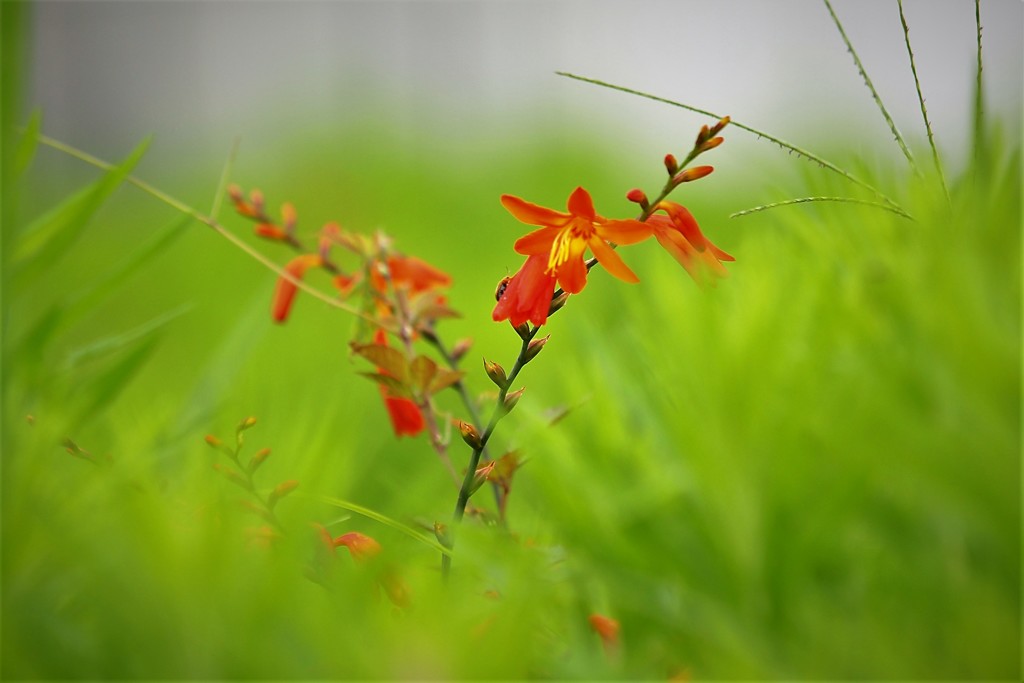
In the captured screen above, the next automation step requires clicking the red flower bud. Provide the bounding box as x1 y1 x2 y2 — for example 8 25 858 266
664 153 679 175
672 165 714 185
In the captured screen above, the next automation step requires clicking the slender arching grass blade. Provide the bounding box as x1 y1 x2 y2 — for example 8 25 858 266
12 137 151 281
730 196 914 219
313 493 452 556
822 0 918 174
555 71 910 218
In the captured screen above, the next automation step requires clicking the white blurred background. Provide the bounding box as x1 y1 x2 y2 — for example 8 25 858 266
23 0 1023 176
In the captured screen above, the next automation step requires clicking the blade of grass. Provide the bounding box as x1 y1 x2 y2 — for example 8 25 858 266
897 0 949 201
822 0 918 174
63 303 190 371
12 137 151 277
34 134 382 328
555 71 911 219
314 493 452 556
730 195 913 219
14 108 42 176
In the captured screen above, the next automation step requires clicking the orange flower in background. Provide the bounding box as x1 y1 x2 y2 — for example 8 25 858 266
649 201 734 283
334 531 383 562
492 253 557 327
272 254 323 323
370 254 452 295
372 328 426 437
588 613 621 656
502 186 653 295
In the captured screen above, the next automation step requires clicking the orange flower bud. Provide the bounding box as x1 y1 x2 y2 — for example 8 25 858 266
664 153 679 175
281 202 297 235
700 136 724 153
625 188 648 207
458 420 482 449
267 479 299 509
710 115 731 136
247 447 271 473
672 165 714 185
468 461 496 496
248 189 265 214
450 337 473 363
547 291 569 317
503 387 525 412
524 334 549 362
204 434 222 448
254 223 288 240
483 358 508 389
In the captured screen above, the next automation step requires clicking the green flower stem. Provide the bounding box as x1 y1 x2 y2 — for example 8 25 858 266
442 324 539 578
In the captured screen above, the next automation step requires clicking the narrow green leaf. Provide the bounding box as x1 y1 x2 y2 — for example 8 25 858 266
12 136 151 274
65 335 160 431
313 494 452 556
63 304 189 371
14 108 42 176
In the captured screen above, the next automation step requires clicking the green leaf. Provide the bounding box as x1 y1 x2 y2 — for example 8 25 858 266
65 334 160 432
313 494 451 556
350 341 408 382
11 136 151 278
357 371 410 397
62 304 190 371
408 355 438 395
14 108 41 176
428 367 465 395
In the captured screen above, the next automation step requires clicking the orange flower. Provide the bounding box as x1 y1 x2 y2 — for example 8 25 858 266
649 201 734 284
272 254 323 322
334 531 383 562
369 254 452 295
373 328 425 437
492 253 557 327
588 613 621 656
501 187 653 294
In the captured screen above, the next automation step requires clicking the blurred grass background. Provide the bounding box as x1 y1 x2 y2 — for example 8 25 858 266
3 1 1021 680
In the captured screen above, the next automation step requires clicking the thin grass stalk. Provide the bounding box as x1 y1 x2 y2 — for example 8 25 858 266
897 0 949 202
34 134 384 328
556 71 910 218
822 0 918 174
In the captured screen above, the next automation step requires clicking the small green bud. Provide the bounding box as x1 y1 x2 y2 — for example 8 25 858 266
483 358 508 389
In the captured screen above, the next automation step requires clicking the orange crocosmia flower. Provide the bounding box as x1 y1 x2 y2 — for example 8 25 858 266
272 254 323 323
369 254 452 295
492 253 558 328
588 613 621 654
372 328 426 437
334 531 382 562
649 201 734 284
502 186 653 295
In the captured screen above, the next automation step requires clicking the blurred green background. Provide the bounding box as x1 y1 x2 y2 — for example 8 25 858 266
3 1 1021 679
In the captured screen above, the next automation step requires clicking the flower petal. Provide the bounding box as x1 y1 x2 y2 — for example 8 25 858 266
589 236 639 284
513 226 563 255
657 202 707 252
501 194 572 227
566 186 596 220
556 237 590 294
388 255 452 293
492 254 557 327
596 218 653 246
